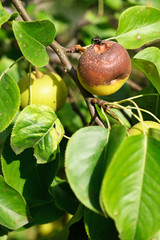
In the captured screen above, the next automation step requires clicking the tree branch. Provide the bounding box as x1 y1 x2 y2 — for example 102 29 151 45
11 0 105 127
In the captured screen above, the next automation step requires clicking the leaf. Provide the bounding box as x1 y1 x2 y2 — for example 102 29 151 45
50 177 79 215
12 20 56 67
153 231 160 240
2 135 59 204
0 175 28 230
0 3 18 27
11 104 64 164
0 72 20 133
1 135 63 225
132 47 160 94
84 208 119 240
116 6 160 49
101 135 160 240
105 125 127 168
65 126 108 213
52 204 83 240
29 201 63 225
148 128 160 141
132 85 160 121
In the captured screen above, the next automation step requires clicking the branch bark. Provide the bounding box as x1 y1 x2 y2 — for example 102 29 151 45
11 0 105 127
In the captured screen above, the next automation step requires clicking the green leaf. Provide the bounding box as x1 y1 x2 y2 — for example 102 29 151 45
0 56 21 83
12 20 56 67
50 177 79 215
2 135 59 203
104 0 122 10
1 135 62 225
105 125 127 168
132 85 160 121
0 3 18 27
29 201 63 225
52 204 83 240
65 126 108 213
153 231 160 240
127 0 160 9
101 135 160 240
116 6 160 49
84 208 119 240
148 128 160 141
132 47 160 94
11 104 64 164
0 72 20 133
0 175 28 230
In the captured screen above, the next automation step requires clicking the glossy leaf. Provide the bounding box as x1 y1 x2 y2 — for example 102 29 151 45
0 3 18 27
65 126 108 213
11 104 64 163
116 6 160 49
84 208 119 240
12 20 56 67
0 72 20 133
0 175 28 230
50 177 79 215
132 47 160 94
101 135 160 240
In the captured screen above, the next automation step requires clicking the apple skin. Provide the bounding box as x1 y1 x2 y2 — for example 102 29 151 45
77 40 131 96
129 121 160 136
18 71 68 112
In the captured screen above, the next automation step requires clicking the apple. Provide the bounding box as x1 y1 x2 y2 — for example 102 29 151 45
18 71 68 112
77 40 131 96
129 121 160 136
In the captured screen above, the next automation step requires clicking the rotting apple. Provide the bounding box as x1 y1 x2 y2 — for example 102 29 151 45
129 121 160 136
77 40 131 96
18 71 68 112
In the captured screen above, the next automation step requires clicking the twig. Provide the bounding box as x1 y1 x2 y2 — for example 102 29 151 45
11 0 105 127
127 79 142 92
68 90 87 126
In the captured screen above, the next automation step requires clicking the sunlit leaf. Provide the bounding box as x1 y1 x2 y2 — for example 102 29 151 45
11 104 64 163
12 20 56 67
101 135 160 240
65 126 108 213
0 175 28 230
132 47 160 94
116 6 160 49
0 72 20 133
0 2 18 27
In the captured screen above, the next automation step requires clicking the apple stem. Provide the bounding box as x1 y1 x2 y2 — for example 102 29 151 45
35 66 40 79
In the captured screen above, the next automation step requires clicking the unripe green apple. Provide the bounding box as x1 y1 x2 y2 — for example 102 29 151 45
77 40 131 96
129 121 160 136
18 71 68 112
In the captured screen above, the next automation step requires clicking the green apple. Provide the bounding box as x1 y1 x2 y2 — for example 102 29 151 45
129 121 160 136
18 71 68 112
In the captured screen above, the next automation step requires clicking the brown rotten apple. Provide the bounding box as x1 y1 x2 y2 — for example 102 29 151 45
77 40 131 96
